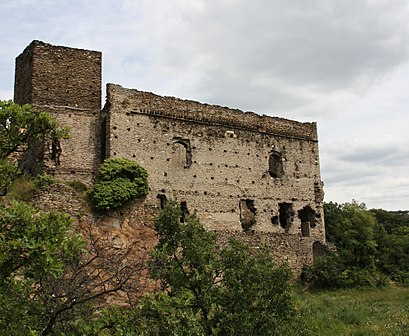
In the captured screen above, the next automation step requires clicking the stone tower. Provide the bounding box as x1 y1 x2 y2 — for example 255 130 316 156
14 40 102 182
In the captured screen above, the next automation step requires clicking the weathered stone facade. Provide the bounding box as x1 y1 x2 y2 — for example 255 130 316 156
14 41 326 273
14 40 102 183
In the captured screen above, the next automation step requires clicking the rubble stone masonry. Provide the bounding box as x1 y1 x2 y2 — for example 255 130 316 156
14 41 102 182
14 41 326 274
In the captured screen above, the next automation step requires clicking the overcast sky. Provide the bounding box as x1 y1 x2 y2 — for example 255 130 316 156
1 0 408 210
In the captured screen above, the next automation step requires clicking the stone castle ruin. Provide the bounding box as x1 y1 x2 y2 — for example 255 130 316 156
14 40 326 272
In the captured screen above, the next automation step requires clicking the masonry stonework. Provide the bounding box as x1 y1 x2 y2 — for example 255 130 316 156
14 40 102 182
14 41 326 274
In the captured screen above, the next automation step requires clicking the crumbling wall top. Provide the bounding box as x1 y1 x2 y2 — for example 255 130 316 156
106 84 318 141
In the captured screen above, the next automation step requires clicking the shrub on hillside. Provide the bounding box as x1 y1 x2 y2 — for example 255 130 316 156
87 158 148 211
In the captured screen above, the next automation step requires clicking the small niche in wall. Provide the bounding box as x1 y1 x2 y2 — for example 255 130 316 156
271 215 279 225
157 194 167 210
313 241 327 260
180 201 189 223
225 130 236 138
279 203 294 231
298 206 316 237
240 199 256 231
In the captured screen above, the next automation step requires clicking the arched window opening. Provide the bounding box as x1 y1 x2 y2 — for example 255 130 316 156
172 137 192 168
298 205 316 228
269 150 284 178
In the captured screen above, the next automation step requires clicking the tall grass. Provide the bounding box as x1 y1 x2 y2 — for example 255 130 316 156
296 286 409 335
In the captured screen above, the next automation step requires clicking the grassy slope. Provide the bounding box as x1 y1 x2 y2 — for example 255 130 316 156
296 286 409 336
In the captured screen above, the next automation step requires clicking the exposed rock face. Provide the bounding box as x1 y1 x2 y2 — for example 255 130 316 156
14 41 327 275
32 182 159 297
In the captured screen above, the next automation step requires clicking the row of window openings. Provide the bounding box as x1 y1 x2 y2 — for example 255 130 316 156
110 125 314 156
157 195 316 237
171 140 284 178
240 201 316 236
108 154 312 181
111 138 311 179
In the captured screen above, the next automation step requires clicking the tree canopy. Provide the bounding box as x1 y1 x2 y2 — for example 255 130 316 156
306 201 409 288
0 100 68 194
0 100 68 160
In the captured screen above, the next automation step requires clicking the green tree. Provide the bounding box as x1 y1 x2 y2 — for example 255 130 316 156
325 201 378 271
216 239 295 335
87 158 148 211
0 200 81 282
148 200 298 335
0 200 83 334
0 100 68 193
307 201 387 289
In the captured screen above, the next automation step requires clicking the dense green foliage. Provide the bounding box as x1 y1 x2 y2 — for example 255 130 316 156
306 201 409 288
0 201 83 335
0 201 80 281
145 201 298 335
0 158 19 195
371 209 409 283
87 158 148 211
0 100 67 194
0 100 68 160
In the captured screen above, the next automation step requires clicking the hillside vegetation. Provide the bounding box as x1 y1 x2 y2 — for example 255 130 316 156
1 100 408 335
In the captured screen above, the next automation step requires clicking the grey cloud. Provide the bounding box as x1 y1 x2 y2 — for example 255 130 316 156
333 143 409 167
159 0 409 97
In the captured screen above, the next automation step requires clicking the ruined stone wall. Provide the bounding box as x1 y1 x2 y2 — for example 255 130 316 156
13 41 326 274
14 41 102 183
105 84 326 272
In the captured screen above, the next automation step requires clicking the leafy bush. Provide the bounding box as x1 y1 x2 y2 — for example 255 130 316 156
303 253 345 289
34 174 56 189
0 159 19 196
87 158 148 211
